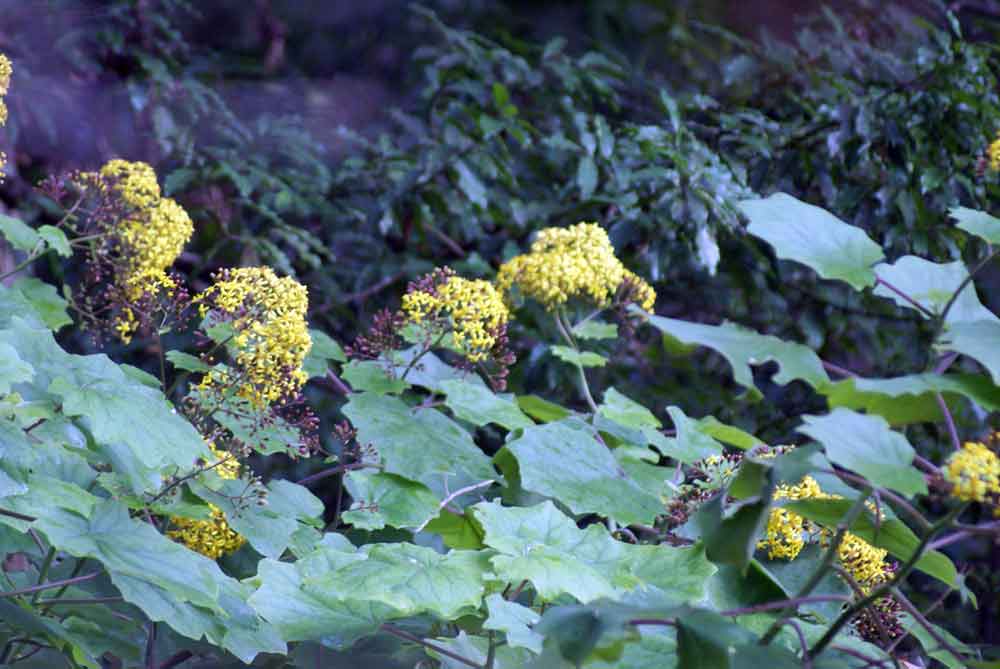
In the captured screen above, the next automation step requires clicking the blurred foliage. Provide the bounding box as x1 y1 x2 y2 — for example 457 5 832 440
2 0 1000 655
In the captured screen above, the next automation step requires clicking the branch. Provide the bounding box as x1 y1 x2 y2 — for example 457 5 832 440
415 479 495 532
380 624 483 668
874 277 936 319
0 572 101 599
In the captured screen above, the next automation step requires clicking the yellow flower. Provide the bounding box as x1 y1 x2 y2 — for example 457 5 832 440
402 271 509 363
758 474 890 590
758 475 829 560
944 441 1000 504
84 160 193 342
837 532 889 590
167 507 245 559
989 132 1000 172
0 53 12 174
196 266 311 408
166 443 245 559
496 222 655 312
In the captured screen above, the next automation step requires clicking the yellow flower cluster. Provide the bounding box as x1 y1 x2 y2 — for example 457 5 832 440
402 275 509 363
197 266 311 407
944 440 1000 504
496 222 655 312
95 160 193 343
167 444 245 559
989 132 1000 172
759 475 890 590
837 533 889 589
0 54 12 173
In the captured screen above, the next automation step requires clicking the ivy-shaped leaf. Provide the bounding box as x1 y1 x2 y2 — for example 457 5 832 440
499 419 662 525
949 206 1000 245
739 193 884 290
644 313 829 396
798 409 926 496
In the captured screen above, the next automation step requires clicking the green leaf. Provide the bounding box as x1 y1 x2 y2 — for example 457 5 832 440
822 373 1000 425
423 509 486 549
0 214 40 252
644 314 829 396
501 419 662 525
249 548 389 647
37 225 72 257
572 320 618 340
763 545 852 623
949 206 1000 244
387 346 486 393
302 328 345 378
696 479 774 572
0 319 209 492
0 342 33 394
694 415 763 450
798 409 926 496
551 345 607 368
342 470 441 530
34 501 221 609
342 392 496 497
10 278 72 331
471 501 714 605
739 193 884 290
164 350 210 373
517 395 572 422
899 613 974 669
454 160 487 209
872 256 998 324
311 542 490 619
192 478 323 559
784 498 957 586
341 360 408 394
577 156 598 199
659 406 724 463
441 378 534 430
471 500 620 603
677 609 802 669
598 387 660 429
484 594 543 653
428 632 534 669
937 319 1000 386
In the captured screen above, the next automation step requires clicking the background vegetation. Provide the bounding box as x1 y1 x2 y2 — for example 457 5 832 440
1 0 1000 666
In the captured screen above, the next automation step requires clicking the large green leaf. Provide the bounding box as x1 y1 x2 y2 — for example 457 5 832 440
191 478 323 559
484 594 543 653
659 406 724 464
342 392 496 497
10 278 72 331
949 206 1000 245
0 341 33 394
644 314 829 396
500 419 662 525
342 470 442 530
302 328 346 378
740 193 884 290
471 501 714 605
441 378 534 430
872 256 998 324
822 373 1000 425
0 319 210 493
937 319 1000 386
784 498 957 587
798 409 926 496
249 547 390 647
0 213 40 252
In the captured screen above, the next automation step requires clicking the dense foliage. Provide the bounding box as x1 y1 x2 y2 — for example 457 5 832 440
1 1 1000 667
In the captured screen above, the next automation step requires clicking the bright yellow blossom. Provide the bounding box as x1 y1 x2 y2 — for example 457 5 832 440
83 160 193 342
496 222 655 312
167 444 245 559
0 54 12 173
196 266 311 408
402 271 509 363
759 474 891 590
944 441 1000 504
989 133 1000 172
837 532 889 590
